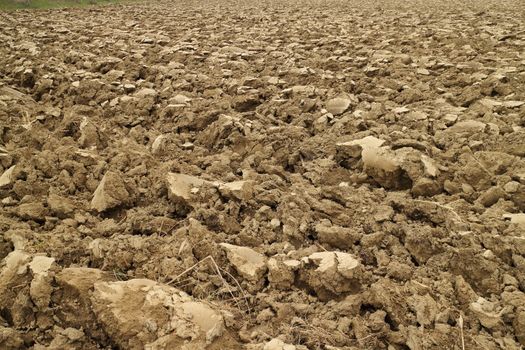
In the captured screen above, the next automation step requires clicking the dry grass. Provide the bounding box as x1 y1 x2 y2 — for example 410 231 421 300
166 255 252 314
458 314 466 350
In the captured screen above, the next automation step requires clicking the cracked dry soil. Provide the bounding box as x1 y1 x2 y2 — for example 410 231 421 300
1 0 525 349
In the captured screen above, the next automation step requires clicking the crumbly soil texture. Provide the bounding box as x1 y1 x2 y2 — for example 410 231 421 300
1 0 525 349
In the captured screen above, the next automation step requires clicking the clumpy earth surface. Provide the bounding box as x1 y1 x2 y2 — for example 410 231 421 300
1 0 525 349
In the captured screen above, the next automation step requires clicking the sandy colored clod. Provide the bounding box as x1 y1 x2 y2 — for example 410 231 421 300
166 173 209 203
91 279 226 348
1 1 525 348
503 213 525 225
325 96 352 115
0 165 15 187
220 243 267 281
91 171 130 212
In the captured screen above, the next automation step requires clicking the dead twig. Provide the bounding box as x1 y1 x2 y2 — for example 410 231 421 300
458 314 465 350
499 29 525 41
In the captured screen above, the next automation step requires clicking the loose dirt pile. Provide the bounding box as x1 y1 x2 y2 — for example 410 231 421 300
1 0 525 348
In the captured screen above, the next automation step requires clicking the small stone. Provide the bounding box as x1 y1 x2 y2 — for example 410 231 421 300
443 114 458 126
220 243 267 282
123 84 136 93
462 183 475 194
218 180 254 201
421 155 439 178
504 181 520 193
91 172 130 212
0 165 16 187
270 218 281 229
336 136 386 158
412 178 442 197
135 88 157 99
373 205 395 222
151 134 168 155
478 186 505 207
303 251 362 298
326 96 352 115
141 37 155 44
362 145 410 190
444 180 461 194
166 173 209 206
447 120 486 135
503 101 525 108
170 94 191 105
79 118 103 149
18 202 48 221
393 106 410 114
181 142 194 150
1 197 17 205
308 252 358 277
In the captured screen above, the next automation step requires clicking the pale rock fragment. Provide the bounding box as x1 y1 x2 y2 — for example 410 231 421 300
393 106 410 114
166 173 209 205
91 279 228 349
421 155 439 178
29 256 55 309
503 101 524 108
373 205 395 222
123 84 136 93
220 243 267 282
218 180 254 201
264 338 297 350
504 181 520 193
135 88 157 99
326 96 353 115
302 251 362 299
170 94 192 105
151 134 168 155
362 145 411 190
443 114 458 126
335 136 385 169
412 178 442 197
182 142 194 150
336 136 385 158
0 165 15 187
18 202 48 221
446 120 486 135
503 213 525 225
469 297 503 329
91 171 130 212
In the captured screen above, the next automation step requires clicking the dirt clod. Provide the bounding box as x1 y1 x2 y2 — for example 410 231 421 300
1 0 525 348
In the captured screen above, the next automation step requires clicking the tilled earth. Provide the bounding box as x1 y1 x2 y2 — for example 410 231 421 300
1 0 525 349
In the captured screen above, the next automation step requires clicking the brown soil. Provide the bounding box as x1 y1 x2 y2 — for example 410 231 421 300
1 0 525 349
